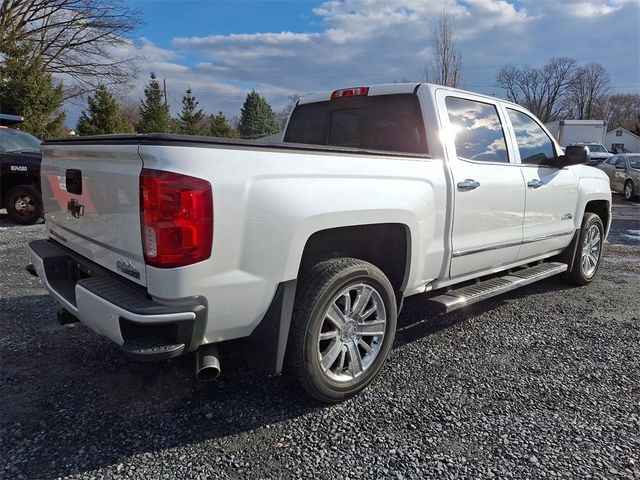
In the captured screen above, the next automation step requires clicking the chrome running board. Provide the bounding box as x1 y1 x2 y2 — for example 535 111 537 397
427 262 568 313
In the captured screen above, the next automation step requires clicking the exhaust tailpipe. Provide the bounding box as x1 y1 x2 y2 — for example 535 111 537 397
196 344 221 381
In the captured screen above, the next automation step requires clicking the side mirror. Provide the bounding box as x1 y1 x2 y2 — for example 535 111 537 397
554 145 588 168
615 163 626 169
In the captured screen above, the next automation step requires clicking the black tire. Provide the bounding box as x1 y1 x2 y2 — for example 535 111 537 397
624 180 636 201
564 213 604 286
287 258 397 403
7 185 43 225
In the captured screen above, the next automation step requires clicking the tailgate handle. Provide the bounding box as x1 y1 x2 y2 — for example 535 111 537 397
65 169 82 195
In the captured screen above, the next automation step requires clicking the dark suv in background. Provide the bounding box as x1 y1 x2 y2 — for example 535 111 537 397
0 115 43 224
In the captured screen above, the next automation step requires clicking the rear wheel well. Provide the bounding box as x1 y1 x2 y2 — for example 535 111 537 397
299 223 410 293
584 200 609 232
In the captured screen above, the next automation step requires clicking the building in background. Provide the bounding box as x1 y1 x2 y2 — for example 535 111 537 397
605 127 640 153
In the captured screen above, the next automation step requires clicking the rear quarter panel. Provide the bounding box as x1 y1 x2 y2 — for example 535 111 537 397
138 144 447 342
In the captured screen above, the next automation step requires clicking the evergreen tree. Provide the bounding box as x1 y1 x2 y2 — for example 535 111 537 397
0 41 65 138
177 88 205 135
76 86 131 135
238 90 280 139
135 73 173 133
209 112 238 138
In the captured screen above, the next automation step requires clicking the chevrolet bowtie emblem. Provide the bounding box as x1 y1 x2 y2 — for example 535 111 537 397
67 199 85 218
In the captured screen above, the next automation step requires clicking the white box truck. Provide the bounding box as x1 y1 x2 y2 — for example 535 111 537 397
544 119 607 147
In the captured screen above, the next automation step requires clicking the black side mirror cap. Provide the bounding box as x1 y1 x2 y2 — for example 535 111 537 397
554 145 588 168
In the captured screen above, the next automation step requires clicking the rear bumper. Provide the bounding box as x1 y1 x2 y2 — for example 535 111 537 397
28 239 207 360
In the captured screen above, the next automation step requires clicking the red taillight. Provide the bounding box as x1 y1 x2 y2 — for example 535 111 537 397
140 169 213 268
330 87 369 100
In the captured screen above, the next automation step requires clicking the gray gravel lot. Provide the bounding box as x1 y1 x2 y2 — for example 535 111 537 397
1 197 639 479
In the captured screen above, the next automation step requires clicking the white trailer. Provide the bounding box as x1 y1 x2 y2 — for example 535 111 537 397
544 119 607 147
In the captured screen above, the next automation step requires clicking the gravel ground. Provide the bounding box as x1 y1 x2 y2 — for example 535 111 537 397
1 197 639 479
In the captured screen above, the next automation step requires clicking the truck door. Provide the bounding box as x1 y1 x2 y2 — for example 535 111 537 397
505 108 578 260
438 92 526 278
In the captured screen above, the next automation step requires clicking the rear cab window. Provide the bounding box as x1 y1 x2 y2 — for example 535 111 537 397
283 94 428 155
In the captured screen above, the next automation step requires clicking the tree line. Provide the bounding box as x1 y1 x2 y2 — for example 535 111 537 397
73 73 283 139
1 0 638 138
0 0 284 139
496 58 639 132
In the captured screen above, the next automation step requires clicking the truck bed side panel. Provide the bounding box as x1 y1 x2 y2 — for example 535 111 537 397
138 144 447 342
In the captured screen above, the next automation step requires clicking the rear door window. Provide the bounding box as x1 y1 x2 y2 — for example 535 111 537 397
284 94 427 154
445 97 509 163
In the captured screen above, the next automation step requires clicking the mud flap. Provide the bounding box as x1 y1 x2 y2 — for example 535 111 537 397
244 279 297 376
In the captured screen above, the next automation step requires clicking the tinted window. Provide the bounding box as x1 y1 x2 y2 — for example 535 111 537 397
284 94 427 154
445 97 508 163
629 156 640 169
616 157 628 167
588 145 607 153
329 110 361 147
606 156 617 165
0 128 41 152
507 109 555 164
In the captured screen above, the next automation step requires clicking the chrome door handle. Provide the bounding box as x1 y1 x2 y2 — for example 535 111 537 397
457 180 480 191
527 179 543 189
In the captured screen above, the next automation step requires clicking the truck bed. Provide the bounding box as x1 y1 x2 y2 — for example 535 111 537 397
44 133 431 159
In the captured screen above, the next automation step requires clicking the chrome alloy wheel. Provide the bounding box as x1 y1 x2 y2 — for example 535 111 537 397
317 283 386 382
580 224 602 278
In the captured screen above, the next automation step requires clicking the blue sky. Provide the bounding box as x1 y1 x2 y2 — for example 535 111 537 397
131 0 325 39
69 0 640 126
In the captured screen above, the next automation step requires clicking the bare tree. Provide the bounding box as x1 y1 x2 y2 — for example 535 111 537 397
0 0 142 99
276 94 302 128
496 57 577 122
118 100 140 129
425 3 462 88
601 93 640 134
564 63 611 119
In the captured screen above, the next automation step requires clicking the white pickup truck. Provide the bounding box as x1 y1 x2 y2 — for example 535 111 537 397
28 83 612 402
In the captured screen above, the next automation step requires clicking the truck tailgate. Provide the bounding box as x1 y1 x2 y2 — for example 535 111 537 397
41 142 146 286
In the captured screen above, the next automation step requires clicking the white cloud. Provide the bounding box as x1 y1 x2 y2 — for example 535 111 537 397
65 0 640 128
534 0 628 18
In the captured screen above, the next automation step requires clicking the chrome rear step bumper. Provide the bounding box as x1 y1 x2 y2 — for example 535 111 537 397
28 239 208 361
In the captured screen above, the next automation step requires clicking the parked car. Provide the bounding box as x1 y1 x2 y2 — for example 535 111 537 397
27 83 611 402
571 142 613 166
0 126 43 224
597 154 640 201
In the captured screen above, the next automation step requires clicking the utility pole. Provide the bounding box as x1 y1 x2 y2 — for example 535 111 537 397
163 78 168 106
